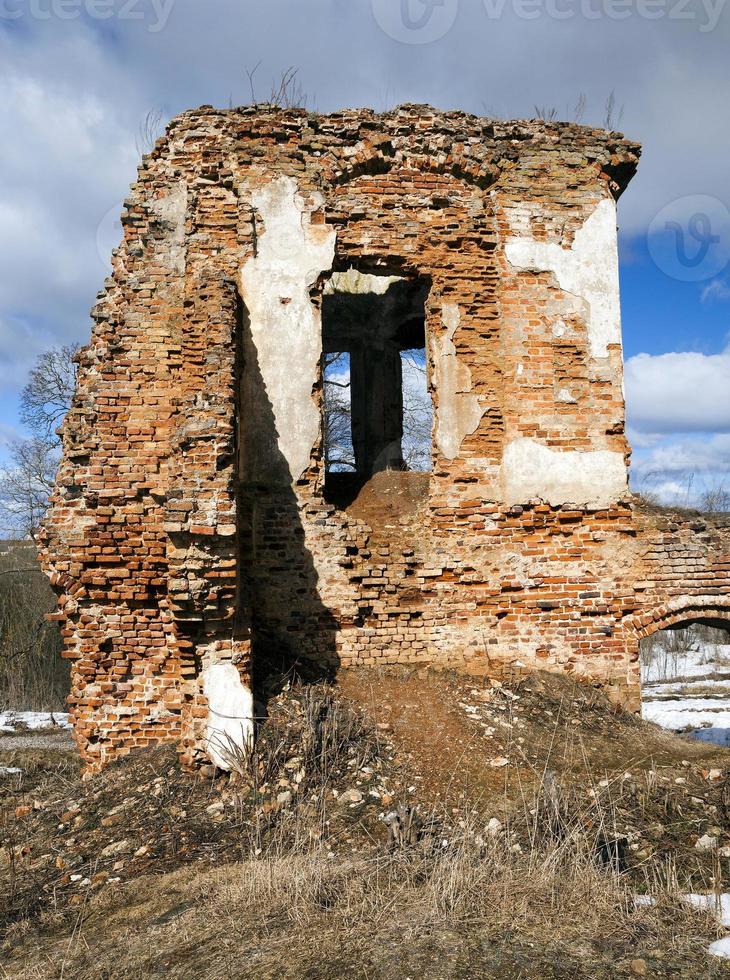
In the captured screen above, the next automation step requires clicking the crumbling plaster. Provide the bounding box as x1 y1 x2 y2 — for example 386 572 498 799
431 303 485 460
201 663 254 770
241 175 336 483
500 438 628 508
504 197 622 360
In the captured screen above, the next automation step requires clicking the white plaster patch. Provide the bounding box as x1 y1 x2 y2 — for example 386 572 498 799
504 198 621 359
431 303 485 460
151 182 187 275
501 437 627 508
202 663 254 770
241 176 336 482
324 268 399 295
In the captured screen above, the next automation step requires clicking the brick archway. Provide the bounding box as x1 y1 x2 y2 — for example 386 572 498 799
624 597 730 642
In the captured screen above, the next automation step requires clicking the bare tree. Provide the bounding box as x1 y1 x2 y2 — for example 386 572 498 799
401 351 432 471
323 352 355 471
699 480 730 513
603 90 624 131
571 92 587 124
245 63 308 110
136 108 165 156
534 104 559 122
268 67 307 109
20 343 78 439
0 437 59 538
1 344 78 538
0 541 66 710
322 350 432 473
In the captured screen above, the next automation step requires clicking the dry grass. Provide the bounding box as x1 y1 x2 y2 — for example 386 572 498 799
4 768 722 979
4 676 729 978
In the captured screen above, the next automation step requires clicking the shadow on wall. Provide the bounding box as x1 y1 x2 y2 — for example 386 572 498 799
236 294 340 701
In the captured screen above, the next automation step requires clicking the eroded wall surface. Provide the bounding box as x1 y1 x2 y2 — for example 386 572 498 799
37 105 730 770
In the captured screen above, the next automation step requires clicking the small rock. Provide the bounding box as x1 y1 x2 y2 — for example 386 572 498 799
101 839 131 859
489 757 510 768
276 791 292 806
339 788 364 805
205 800 225 817
630 959 647 976
695 834 718 852
487 817 503 837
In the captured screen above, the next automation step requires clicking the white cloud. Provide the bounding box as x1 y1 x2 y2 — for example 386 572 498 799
629 433 730 506
0 27 144 404
701 278 730 303
626 343 730 507
626 428 662 450
2 0 730 464
625 345 730 434
631 433 730 476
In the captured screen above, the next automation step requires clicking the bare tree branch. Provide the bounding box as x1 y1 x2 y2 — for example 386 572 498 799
20 343 79 438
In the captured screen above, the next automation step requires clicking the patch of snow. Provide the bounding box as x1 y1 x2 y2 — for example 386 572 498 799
709 937 730 959
642 640 730 736
0 711 71 731
0 767 22 776
636 892 730 959
643 677 730 698
634 894 654 908
641 699 730 732
641 644 730 685
683 893 730 927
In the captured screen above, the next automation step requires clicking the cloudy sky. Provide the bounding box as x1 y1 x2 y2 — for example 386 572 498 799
1 0 728 504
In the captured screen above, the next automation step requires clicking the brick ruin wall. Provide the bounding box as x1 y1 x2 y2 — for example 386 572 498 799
36 105 730 770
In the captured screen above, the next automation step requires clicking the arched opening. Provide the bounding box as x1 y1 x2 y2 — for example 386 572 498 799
640 614 730 745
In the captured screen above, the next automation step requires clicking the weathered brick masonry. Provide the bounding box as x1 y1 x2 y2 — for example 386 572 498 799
38 105 730 770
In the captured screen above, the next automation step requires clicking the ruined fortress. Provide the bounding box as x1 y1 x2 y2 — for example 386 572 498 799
38 105 730 770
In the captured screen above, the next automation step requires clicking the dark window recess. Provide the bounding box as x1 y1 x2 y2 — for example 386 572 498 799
322 272 432 484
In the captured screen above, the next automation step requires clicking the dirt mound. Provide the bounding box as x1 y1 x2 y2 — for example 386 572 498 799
324 470 430 541
4 669 730 978
0 685 399 930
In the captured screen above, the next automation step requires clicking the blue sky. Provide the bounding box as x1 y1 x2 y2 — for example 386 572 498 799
1 0 729 503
